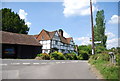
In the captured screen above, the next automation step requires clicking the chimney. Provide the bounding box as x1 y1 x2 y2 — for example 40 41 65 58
59 29 63 37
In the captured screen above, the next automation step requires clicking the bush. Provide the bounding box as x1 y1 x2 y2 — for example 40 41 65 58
64 52 78 60
95 46 106 54
78 50 89 60
115 53 120 66
36 53 50 60
89 53 110 62
50 51 66 60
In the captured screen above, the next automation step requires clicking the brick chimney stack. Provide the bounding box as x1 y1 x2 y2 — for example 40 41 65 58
59 29 63 37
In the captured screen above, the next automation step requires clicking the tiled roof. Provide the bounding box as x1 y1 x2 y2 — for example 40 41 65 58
34 29 74 44
66 37 73 44
1 31 42 46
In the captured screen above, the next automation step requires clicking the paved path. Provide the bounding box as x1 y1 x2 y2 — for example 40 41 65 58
1 60 97 79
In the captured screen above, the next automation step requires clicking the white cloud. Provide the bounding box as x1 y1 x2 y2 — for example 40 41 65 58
108 15 120 24
74 37 91 45
63 0 97 17
63 31 70 38
18 9 31 28
74 35 119 49
107 38 120 49
25 22 32 27
18 9 28 20
105 32 115 39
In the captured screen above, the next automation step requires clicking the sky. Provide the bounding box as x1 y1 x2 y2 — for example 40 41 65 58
2 0 119 49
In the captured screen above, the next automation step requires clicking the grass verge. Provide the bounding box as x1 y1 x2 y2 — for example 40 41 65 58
88 53 119 81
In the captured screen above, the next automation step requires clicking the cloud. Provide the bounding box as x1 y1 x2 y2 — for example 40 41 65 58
63 0 97 17
18 9 31 28
105 32 115 39
108 15 120 24
63 31 70 38
107 38 120 49
25 22 32 27
18 9 28 20
74 35 119 49
74 37 91 45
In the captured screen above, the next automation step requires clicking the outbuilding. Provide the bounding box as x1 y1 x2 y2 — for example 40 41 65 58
1 31 42 59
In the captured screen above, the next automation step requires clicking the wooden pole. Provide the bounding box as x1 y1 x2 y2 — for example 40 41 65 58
90 0 95 54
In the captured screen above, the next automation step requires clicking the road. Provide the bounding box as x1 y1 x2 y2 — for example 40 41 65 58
1 60 97 79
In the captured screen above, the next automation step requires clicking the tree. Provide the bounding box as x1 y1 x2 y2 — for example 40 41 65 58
78 45 92 55
94 10 107 48
1 8 29 34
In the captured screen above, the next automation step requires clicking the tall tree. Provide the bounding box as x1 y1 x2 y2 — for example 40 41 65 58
94 10 107 48
1 8 29 34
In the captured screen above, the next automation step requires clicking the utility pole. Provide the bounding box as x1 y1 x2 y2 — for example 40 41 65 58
90 0 95 55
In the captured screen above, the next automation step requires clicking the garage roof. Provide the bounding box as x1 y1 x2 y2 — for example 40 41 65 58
1 31 42 46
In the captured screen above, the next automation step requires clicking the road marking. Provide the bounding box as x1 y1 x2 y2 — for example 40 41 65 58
11 63 20 65
33 63 39 65
0 64 7 66
23 63 30 65
49 62 54 64
62 62 65 63
71 61 78 63
41 63 47 64
56 62 60 64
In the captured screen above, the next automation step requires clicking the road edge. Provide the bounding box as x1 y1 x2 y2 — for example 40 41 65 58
88 63 104 79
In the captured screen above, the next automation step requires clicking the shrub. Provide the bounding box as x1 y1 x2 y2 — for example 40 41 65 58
64 52 78 60
95 46 106 54
89 53 110 62
115 53 120 66
50 51 66 60
78 50 89 60
36 53 50 60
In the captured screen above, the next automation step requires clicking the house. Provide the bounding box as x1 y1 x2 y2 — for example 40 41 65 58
34 29 75 54
1 31 42 59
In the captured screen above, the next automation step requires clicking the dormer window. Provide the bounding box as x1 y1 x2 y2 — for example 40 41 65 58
42 36 44 40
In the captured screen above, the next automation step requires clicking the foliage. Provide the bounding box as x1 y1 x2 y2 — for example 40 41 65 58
64 52 78 60
36 53 50 60
78 45 92 55
50 51 66 60
95 45 106 54
89 53 119 80
78 50 89 60
77 45 91 60
1 8 29 34
115 53 120 66
94 10 107 48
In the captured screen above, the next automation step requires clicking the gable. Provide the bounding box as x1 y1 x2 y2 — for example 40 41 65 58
36 30 51 40
52 32 60 41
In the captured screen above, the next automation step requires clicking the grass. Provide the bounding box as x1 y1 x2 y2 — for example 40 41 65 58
89 54 119 81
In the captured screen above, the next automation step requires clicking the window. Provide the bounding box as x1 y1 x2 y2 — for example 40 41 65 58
42 36 44 40
45 50 48 53
4 47 15 55
55 41 58 45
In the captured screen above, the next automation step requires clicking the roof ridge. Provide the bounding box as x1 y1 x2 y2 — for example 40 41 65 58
1 31 31 36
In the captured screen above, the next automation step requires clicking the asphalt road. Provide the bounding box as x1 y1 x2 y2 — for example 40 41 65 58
1 60 97 79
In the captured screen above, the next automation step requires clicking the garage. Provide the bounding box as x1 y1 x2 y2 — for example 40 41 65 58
1 31 42 59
